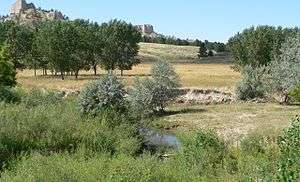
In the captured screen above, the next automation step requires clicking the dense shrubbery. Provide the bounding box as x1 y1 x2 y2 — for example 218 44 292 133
231 27 300 103
277 117 300 181
78 74 126 116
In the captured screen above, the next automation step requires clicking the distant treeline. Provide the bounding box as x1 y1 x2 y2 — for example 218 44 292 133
142 35 228 52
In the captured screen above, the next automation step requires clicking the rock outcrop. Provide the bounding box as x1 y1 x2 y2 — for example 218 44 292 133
1 0 66 25
135 24 158 38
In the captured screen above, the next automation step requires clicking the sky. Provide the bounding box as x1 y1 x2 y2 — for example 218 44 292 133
1 0 300 42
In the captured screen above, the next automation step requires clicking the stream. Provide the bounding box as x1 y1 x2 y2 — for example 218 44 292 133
139 128 181 151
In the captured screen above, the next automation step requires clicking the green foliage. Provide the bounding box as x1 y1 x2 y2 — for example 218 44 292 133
0 21 34 69
21 89 63 108
0 98 140 169
78 74 126 116
100 19 141 72
277 117 300 181
268 35 300 103
36 21 79 80
129 60 180 116
236 66 266 100
228 26 299 70
0 45 16 87
0 87 20 103
289 84 300 102
184 130 228 173
197 42 208 58
240 135 266 156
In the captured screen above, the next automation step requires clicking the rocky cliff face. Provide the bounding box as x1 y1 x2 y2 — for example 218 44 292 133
1 0 66 25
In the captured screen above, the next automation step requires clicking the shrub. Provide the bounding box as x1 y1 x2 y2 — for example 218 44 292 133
78 74 126 116
277 116 300 181
129 60 180 116
0 87 20 103
181 130 228 175
21 89 62 108
289 84 300 102
236 66 266 100
240 135 266 156
0 45 16 87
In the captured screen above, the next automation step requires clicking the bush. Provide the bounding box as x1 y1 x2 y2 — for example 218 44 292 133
289 84 300 102
240 135 267 156
129 60 180 116
0 87 20 103
78 74 126 116
236 66 266 100
181 130 228 175
0 45 16 87
277 116 300 181
21 89 63 108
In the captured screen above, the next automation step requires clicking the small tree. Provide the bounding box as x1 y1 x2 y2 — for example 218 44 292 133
0 45 16 87
268 35 300 104
129 60 180 116
78 74 126 116
198 42 208 58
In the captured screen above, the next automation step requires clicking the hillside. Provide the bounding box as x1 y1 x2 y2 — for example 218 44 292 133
138 42 233 63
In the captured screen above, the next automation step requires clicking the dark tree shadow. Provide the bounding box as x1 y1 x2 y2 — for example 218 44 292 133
158 108 207 117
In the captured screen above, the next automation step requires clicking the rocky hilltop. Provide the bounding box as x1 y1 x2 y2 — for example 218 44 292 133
135 24 158 38
0 0 66 25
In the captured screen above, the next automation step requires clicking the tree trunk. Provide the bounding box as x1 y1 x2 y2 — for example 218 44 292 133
121 69 124 76
34 68 36 77
75 70 79 79
45 69 47 76
93 65 97 76
61 72 65 80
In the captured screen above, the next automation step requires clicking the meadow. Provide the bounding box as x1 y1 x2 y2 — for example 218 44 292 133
1 43 299 181
16 43 298 139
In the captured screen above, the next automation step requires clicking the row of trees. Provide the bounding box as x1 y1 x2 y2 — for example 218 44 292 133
142 35 227 52
0 19 141 79
228 26 300 103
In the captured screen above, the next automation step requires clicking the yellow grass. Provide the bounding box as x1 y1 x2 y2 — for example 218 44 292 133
17 63 240 91
160 103 300 140
139 42 199 61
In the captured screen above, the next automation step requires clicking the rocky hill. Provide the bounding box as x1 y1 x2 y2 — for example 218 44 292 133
1 0 66 25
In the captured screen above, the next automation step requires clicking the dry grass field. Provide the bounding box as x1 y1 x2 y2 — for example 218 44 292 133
159 103 299 139
17 63 241 91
